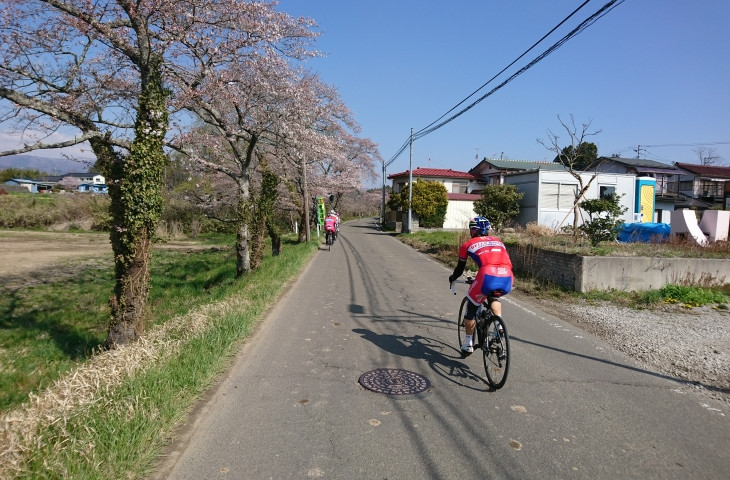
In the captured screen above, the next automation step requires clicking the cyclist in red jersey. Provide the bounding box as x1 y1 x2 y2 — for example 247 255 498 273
448 217 513 354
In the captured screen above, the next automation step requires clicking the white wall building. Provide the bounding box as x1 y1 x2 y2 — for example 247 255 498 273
504 168 637 229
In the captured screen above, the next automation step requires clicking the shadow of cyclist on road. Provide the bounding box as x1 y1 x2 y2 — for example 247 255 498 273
352 328 488 391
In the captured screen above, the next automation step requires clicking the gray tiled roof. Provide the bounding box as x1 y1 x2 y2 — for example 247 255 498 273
595 156 676 169
471 158 568 172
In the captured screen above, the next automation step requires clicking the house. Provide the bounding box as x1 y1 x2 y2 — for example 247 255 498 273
78 183 109 194
675 163 730 209
504 168 637 229
586 156 683 223
61 172 106 186
3 172 107 194
470 158 565 185
386 167 485 230
470 158 639 229
4 178 55 193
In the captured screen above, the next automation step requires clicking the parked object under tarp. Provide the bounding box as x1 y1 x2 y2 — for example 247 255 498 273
618 222 670 243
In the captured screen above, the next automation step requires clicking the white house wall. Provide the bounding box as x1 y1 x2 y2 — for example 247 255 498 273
505 170 636 229
506 173 539 227
444 200 477 230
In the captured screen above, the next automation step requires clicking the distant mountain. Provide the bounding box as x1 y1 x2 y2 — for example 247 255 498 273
0 154 96 175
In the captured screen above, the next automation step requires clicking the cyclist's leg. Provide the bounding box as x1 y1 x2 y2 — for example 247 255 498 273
462 300 479 334
462 278 487 353
460 300 479 353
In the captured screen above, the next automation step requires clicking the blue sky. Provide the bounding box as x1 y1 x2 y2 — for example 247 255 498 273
276 0 730 178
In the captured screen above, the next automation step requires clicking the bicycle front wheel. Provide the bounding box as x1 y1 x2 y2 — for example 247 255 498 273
457 296 469 350
483 318 510 389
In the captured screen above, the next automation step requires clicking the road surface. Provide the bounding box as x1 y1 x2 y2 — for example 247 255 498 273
152 217 729 479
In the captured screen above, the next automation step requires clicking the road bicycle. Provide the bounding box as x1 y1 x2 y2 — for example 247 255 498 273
325 230 336 251
451 277 510 389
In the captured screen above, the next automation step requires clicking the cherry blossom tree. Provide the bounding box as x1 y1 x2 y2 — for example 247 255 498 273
173 41 381 271
0 0 317 346
268 76 380 242
310 134 380 210
172 53 320 276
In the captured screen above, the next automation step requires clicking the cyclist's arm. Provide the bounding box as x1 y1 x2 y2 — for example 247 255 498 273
449 259 467 283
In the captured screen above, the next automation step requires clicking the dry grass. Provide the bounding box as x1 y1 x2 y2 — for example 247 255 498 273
0 293 249 477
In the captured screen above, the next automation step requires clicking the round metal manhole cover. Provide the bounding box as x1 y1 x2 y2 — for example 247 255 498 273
358 368 431 396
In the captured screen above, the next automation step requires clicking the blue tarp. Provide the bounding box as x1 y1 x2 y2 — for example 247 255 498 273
618 222 671 243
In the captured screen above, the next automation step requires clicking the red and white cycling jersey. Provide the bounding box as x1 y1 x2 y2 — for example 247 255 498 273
458 236 512 274
458 235 514 304
324 216 338 232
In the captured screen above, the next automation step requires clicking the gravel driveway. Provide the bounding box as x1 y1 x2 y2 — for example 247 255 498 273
534 296 730 406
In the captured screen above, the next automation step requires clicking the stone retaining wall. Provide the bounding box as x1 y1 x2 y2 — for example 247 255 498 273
505 244 730 292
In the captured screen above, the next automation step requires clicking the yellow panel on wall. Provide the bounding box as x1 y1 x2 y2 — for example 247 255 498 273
640 185 654 223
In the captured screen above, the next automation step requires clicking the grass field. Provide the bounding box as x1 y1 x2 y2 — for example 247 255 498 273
0 232 319 479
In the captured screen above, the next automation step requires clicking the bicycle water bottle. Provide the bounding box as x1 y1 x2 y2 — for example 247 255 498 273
476 306 484 327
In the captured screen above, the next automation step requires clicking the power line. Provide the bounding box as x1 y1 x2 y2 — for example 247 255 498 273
608 141 730 158
412 0 624 141
384 0 625 168
413 0 593 138
641 141 730 148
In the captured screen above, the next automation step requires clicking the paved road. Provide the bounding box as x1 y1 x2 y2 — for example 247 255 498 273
152 217 729 479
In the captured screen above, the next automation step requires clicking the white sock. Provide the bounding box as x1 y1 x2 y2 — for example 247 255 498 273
465 334 473 346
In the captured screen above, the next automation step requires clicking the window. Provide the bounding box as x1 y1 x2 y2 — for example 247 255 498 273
599 185 616 199
451 181 468 193
541 182 578 210
679 180 693 191
697 179 723 197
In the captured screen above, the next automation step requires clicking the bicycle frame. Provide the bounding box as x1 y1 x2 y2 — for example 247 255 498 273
452 276 510 389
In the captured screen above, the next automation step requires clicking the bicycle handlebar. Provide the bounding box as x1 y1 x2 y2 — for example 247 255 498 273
450 276 474 294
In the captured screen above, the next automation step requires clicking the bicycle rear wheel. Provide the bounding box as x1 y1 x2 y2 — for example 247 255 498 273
457 296 469 350
483 317 510 389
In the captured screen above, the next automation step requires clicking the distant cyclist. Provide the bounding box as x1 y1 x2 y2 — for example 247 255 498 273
448 217 513 354
330 210 340 232
324 212 338 242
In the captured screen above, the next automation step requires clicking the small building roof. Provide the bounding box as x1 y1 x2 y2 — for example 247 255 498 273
675 163 730 179
35 175 63 182
447 193 481 201
586 156 682 175
471 158 567 174
63 172 102 178
387 167 477 180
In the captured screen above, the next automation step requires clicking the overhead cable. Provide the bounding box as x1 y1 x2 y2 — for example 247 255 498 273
413 0 593 138
384 0 625 168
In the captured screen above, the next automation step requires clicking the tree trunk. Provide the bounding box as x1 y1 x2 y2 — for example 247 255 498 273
250 209 266 270
268 219 282 256
107 231 151 345
236 176 251 278
104 57 168 348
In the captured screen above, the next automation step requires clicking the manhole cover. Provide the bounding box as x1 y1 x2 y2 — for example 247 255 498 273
358 368 431 396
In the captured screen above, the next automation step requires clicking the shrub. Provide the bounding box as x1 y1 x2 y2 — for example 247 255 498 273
388 179 449 228
579 193 626 246
474 184 524 230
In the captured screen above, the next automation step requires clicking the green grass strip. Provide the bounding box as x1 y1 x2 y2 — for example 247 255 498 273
3 237 318 479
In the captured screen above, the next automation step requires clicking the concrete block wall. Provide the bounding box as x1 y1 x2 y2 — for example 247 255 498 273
506 244 580 291
505 244 730 292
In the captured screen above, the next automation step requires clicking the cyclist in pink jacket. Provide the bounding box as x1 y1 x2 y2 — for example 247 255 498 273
324 213 338 242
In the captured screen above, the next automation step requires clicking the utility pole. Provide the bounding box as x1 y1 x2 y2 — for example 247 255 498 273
302 154 310 242
407 128 413 234
634 145 644 159
381 160 386 224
